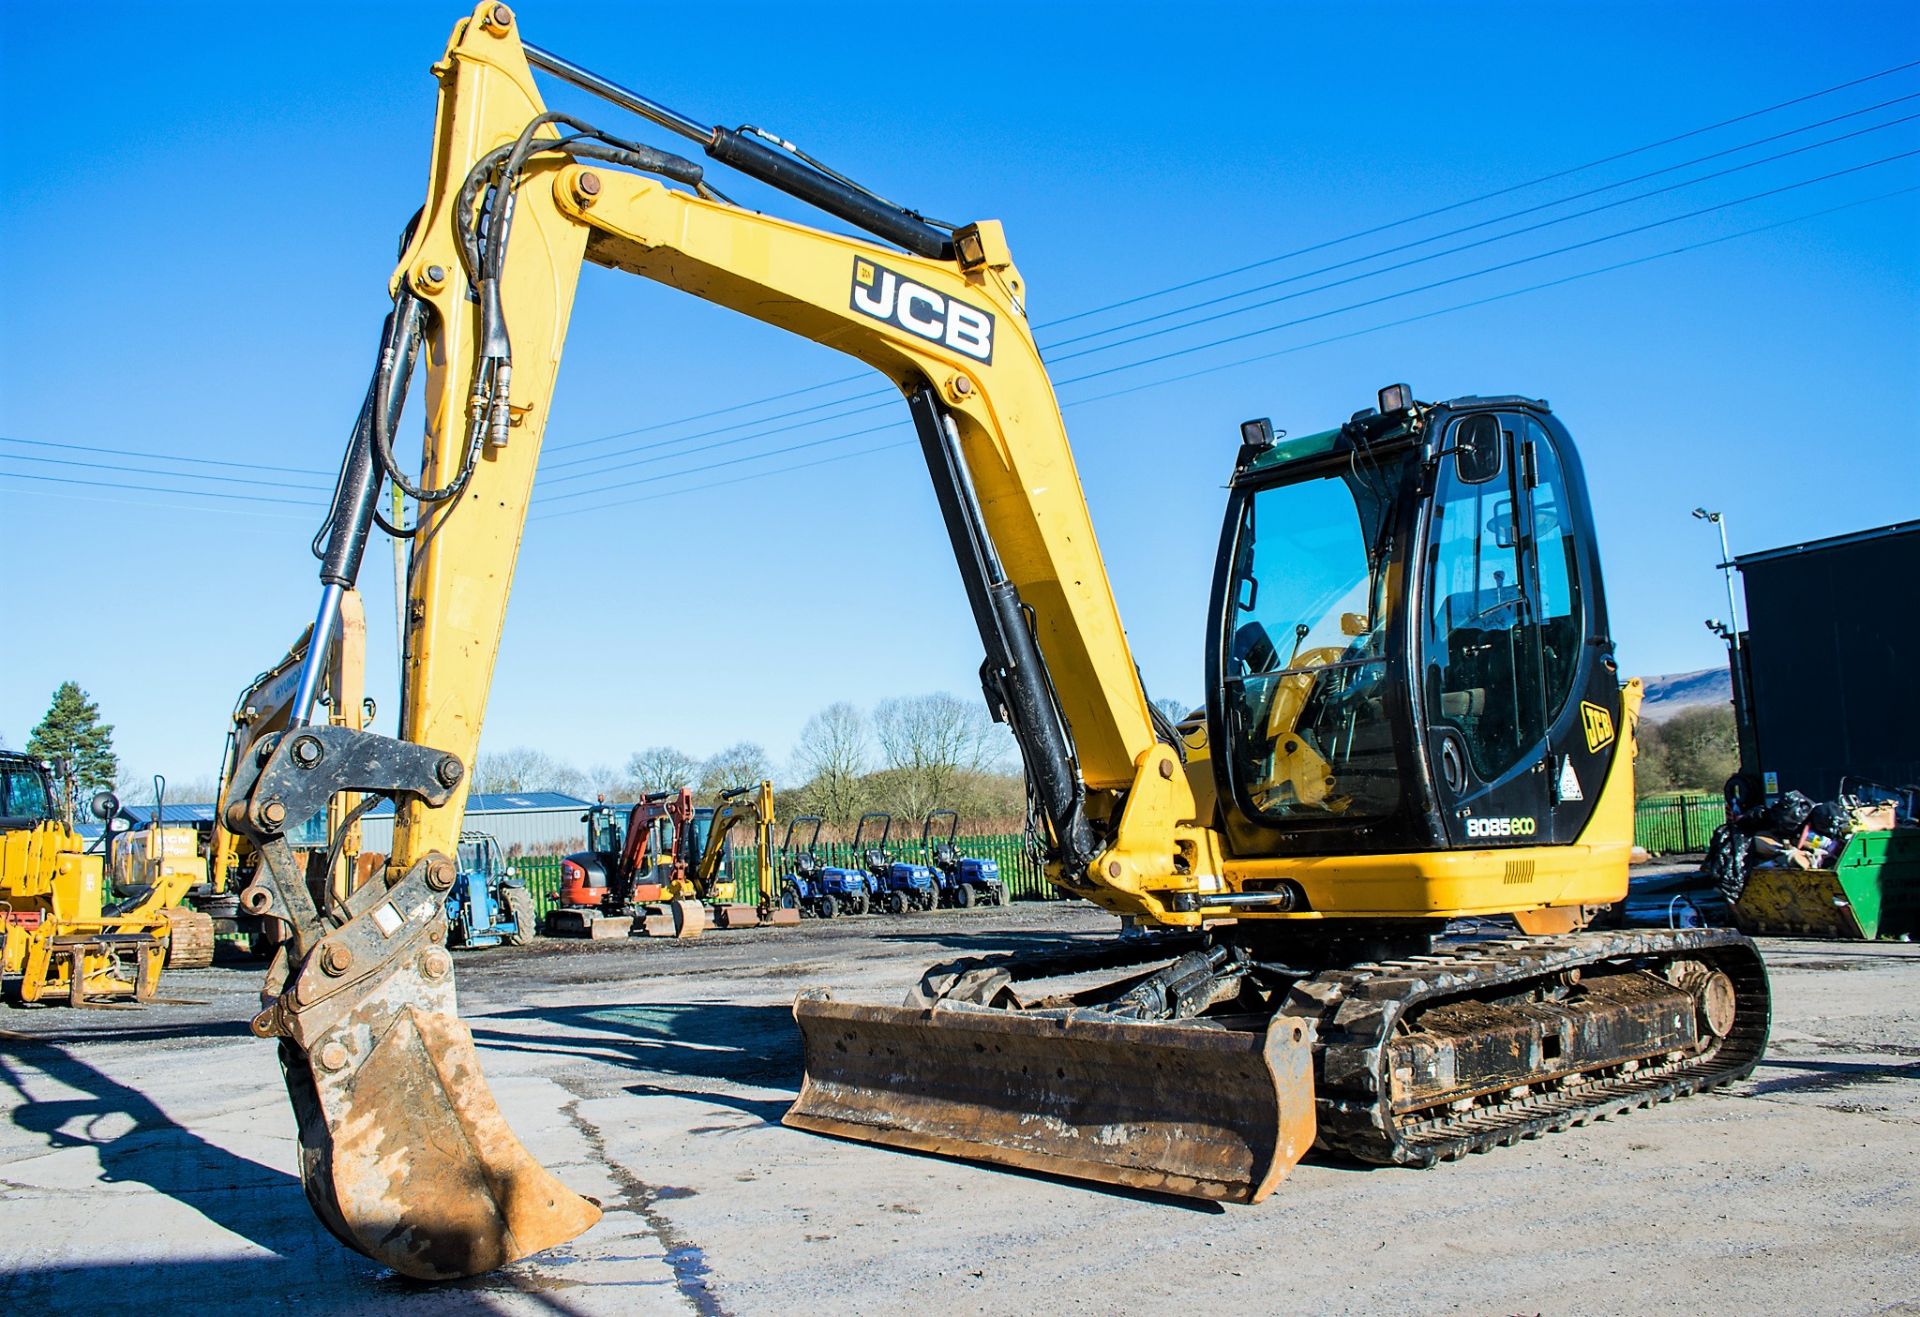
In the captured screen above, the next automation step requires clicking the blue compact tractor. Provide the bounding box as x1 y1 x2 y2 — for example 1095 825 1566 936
856 811 939 914
779 815 874 918
445 831 537 949
923 809 1006 908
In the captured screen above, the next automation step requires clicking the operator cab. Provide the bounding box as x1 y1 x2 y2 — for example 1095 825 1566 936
1206 388 1622 859
0 753 55 832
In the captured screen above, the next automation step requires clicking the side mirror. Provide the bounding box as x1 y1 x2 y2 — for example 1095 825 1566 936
1453 414 1506 484
91 791 120 822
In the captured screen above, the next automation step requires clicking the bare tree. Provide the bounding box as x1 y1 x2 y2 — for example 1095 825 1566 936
873 693 1008 822
624 745 700 795
1153 695 1197 726
155 775 222 804
584 762 628 802
793 702 872 825
472 746 589 796
699 741 772 795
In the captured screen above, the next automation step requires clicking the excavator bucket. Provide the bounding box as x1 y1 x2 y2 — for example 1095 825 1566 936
786 992 1316 1202
280 1003 602 1280
247 840 602 1280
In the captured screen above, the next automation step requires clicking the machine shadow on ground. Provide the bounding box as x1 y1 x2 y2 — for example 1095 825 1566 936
0 1037 394 1310
473 1002 799 1090
0 1038 303 1252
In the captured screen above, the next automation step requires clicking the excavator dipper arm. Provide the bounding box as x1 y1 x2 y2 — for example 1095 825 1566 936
230 4 1265 1278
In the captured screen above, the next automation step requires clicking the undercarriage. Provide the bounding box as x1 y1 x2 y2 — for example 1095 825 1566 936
787 924 1770 1198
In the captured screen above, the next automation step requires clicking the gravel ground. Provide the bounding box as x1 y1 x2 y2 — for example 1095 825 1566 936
1 901 1915 1316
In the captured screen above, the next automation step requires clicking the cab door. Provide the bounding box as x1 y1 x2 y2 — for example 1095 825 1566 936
1421 413 1553 846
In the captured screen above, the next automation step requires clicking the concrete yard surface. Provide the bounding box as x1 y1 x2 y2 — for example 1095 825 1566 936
2 903 1916 1315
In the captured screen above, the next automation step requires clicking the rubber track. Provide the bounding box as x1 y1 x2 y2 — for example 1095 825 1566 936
1284 927 1772 1166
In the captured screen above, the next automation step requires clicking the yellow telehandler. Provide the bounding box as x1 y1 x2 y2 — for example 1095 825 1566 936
1 753 168 1004
214 5 1770 1280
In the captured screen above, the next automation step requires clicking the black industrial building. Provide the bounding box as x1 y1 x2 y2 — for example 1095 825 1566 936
1732 520 1918 800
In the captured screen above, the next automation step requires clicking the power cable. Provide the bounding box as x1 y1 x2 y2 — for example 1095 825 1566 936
1044 95 1920 353
0 468 319 508
1065 183 1920 410
540 183 1918 520
0 434 332 479
537 99 1920 479
538 57 1920 458
1052 147 1920 388
0 449 329 492
534 149 1918 508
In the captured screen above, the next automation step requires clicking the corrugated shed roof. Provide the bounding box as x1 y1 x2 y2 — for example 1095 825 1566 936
354 791 594 816
75 792 593 834
121 803 220 825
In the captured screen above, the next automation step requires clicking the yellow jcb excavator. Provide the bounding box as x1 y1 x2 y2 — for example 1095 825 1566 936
220 5 1770 1280
687 780 789 927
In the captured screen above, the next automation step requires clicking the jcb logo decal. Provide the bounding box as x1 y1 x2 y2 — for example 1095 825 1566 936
851 259 995 364
1581 700 1615 753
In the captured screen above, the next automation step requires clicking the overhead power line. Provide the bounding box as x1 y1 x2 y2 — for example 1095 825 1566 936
1044 95 1920 353
539 56 1920 459
533 148 1919 509
16 176 1913 525
534 95 1920 480
0 468 319 508
538 183 1918 521
0 448 329 492
1051 147 1920 388
0 433 332 479
12 60 1917 519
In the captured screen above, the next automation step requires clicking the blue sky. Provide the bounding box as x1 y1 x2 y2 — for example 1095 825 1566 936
3 1 1916 786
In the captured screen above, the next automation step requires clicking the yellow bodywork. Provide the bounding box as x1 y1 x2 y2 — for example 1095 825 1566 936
1 818 166 1005
686 780 777 904
374 7 1634 932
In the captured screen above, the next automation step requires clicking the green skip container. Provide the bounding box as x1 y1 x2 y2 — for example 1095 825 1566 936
1734 829 1920 940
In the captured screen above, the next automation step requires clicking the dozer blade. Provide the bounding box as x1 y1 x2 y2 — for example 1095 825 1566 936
786 990 1316 1203
255 858 600 1279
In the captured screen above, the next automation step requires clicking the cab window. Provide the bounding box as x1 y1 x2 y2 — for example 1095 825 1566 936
1221 453 1415 823
1524 418 1582 722
1425 415 1543 782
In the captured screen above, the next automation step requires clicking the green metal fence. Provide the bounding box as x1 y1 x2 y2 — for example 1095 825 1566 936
504 803 1733 918
509 833 1060 919
510 855 566 918
1633 794 1725 855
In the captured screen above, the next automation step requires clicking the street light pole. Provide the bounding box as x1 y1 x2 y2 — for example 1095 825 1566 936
1692 509 1742 655
1693 508 1756 780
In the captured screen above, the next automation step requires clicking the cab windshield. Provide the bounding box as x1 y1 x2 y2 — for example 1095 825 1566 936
1 764 53 821
1221 453 1415 824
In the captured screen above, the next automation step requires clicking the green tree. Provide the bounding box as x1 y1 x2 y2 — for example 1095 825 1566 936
1636 705 1737 796
27 681 118 820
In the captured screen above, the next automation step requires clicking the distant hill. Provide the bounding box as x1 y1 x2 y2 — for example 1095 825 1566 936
1636 667 1732 724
